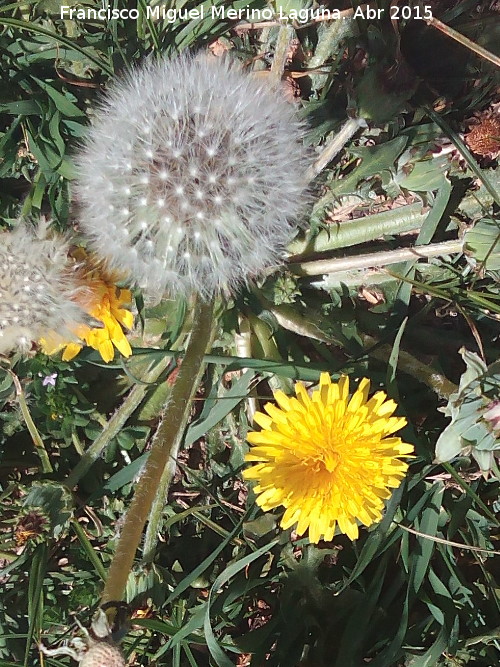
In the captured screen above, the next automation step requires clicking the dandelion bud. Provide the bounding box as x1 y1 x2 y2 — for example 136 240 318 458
79 641 125 667
76 53 309 300
0 224 86 355
484 399 500 433
39 608 125 666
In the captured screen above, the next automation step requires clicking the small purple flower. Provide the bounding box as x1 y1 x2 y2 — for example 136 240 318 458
42 373 58 387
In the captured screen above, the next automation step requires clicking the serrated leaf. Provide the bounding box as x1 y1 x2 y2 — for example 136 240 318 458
356 66 417 123
333 136 408 197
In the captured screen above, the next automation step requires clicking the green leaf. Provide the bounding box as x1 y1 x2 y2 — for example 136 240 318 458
203 539 279 667
70 519 107 582
411 484 443 594
434 422 464 462
356 65 417 123
289 202 426 256
464 217 500 272
435 351 500 470
333 136 408 198
335 554 388 666
386 316 407 391
0 18 114 75
426 107 500 208
164 605 207 652
415 175 452 245
0 100 41 115
24 543 47 667
370 592 409 667
165 517 247 606
31 78 85 118
397 156 449 192
185 370 254 445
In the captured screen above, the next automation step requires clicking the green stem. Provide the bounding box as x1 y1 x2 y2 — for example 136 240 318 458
426 16 500 69
234 314 258 421
247 311 292 394
270 23 295 83
9 371 52 473
101 296 215 604
71 519 107 582
291 239 464 276
305 116 365 182
364 335 458 399
142 316 217 563
247 312 282 363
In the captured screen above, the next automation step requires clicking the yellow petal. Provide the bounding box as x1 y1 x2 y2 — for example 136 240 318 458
62 343 83 361
112 331 132 358
39 336 64 356
117 308 134 330
98 340 115 363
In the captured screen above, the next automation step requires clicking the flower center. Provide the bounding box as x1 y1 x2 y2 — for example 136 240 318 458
304 448 340 475
322 449 341 473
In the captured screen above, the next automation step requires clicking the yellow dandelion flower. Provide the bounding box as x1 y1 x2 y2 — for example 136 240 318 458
243 372 414 543
40 254 133 363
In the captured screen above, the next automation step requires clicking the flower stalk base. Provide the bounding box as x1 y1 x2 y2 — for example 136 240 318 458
101 296 215 604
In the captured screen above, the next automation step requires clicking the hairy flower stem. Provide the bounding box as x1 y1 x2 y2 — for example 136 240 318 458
101 296 215 604
66 311 196 488
270 23 295 83
143 316 217 562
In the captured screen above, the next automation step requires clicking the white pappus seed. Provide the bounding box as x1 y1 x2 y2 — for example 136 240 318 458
0 223 88 356
75 53 310 301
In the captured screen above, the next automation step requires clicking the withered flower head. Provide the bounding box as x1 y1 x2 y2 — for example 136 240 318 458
464 106 500 160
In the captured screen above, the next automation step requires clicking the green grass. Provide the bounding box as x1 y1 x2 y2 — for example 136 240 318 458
0 1 499 665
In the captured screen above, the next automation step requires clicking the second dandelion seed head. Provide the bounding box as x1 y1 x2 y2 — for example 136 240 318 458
0 224 88 356
76 54 310 301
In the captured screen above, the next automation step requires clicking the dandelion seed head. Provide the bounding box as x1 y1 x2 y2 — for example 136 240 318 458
76 53 310 300
0 223 87 356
